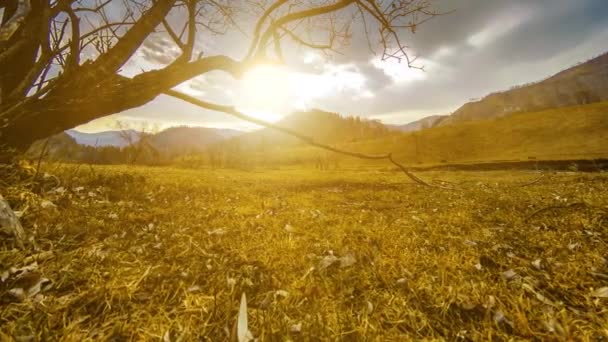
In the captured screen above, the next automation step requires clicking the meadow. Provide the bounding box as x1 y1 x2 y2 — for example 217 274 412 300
1 165 607 340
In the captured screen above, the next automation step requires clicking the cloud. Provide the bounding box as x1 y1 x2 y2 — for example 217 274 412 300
138 35 181 65
80 0 608 131
371 57 429 84
466 5 536 48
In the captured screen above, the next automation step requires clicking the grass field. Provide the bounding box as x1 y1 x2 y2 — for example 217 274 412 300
1 165 608 340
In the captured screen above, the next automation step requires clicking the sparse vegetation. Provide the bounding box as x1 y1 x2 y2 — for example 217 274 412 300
1 165 607 340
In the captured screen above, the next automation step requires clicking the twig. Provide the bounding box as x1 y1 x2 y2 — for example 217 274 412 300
163 89 449 189
33 136 52 181
505 173 548 188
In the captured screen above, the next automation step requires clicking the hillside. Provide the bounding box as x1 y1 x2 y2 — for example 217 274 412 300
26 126 243 164
26 132 81 161
193 109 397 168
231 109 392 146
25 102 608 168
149 126 241 155
388 115 447 132
435 52 608 127
220 102 608 168
350 101 608 165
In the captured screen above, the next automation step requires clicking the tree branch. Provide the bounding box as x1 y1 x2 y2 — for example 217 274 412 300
92 0 177 74
245 0 289 60
163 89 442 188
65 6 80 69
162 18 185 49
73 0 112 13
253 0 356 61
180 0 197 62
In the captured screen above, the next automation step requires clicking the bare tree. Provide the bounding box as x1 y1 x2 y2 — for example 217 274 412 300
0 0 439 158
115 120 158 164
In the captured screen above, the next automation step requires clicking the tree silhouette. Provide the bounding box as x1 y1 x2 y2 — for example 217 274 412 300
0 0 438 157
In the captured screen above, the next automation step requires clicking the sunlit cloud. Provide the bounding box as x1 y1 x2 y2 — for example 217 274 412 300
432 46 455 59
371 57 429 84
289 63 368 108
227 62 372 121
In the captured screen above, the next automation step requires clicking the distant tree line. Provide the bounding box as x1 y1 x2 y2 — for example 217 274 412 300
26 111 396 169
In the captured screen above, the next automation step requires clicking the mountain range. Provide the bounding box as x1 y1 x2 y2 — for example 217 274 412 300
65 127 242 149
232 110 390 146
66 129 140 147
400 51 608 130
149 126 242 154
387 115 447 132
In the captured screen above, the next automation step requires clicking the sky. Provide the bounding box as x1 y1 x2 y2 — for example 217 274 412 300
76 0 608 133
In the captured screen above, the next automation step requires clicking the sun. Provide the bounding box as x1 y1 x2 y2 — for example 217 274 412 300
237 64 291 122
235 62 370 122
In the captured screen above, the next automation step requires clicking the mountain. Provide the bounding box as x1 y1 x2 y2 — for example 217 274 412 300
65 126 242 150
387 115 447 132
26 126 244 164
399 101 608 163
214 128 243 139
149 126 242 155
66 129 139 147
26 132 81 160
228 109 392 148
238 101 608 167
431 52 608 127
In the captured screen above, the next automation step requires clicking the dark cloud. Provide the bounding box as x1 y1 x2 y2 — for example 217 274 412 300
342 0 608 122
358 63 393 92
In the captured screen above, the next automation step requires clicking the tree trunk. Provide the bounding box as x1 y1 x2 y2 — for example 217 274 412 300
0 55 241 154
0 0 44 101
0 69 167 153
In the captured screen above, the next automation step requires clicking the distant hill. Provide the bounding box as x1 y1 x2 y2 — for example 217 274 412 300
435 52 608 126
200 109 396 168
66 129 139 147
387 115 447 132
231 109 392 147
149 126 242 155
346 101 608 165
65 126 242 150
26 102 608 167
26 132 81 160
27 126 244 164
191 102 608 169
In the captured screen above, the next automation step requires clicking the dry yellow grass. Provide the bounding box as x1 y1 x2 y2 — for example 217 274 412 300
1 165 607 340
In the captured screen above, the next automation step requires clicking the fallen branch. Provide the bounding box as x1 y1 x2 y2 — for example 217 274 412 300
164 89 448 189
33 136 52 182
504 173 548 188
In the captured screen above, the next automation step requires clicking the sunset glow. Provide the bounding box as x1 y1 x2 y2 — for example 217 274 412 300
237 65 291 122
234 63 370 122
